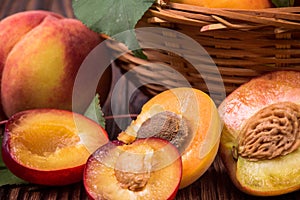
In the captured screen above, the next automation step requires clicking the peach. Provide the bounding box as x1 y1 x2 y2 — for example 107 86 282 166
117 87 221 188
1 109 109 186
84 138 182 200
218 71 300 196
171 0 272 9
0 10 111 117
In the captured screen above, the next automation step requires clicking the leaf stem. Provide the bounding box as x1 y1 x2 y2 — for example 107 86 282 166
0 120 8 126
104 114 138 120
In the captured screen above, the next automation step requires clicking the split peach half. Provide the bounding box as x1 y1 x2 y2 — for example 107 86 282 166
118 87 222 188
84 138 182 200
1 109 109 186
219 70 300 196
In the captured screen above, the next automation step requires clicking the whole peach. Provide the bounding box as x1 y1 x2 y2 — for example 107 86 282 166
0 11 110 117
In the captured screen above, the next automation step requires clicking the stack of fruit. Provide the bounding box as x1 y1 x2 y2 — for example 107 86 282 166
0 10 111 186
1 3 300 200
0 9 222 200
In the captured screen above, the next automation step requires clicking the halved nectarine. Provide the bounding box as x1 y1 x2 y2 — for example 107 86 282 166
118 87 221 188
1 109 109 186
84 138 182 200
218 70 300 196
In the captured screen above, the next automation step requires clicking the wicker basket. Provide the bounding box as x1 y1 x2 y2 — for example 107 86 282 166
107 2 300 105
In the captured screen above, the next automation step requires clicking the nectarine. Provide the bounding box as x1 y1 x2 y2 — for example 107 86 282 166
218 70 300 196
84 138 182 200
1 109 109 186
0 10 111 117
118 87 221 188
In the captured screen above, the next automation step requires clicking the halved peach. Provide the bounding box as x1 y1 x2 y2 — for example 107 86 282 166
84 138 182 200
117 87 221 188
218 70 300 196
1 109 109 186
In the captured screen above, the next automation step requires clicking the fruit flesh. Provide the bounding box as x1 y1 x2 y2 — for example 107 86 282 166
237 149 300 196
219 71 300 196
118 87 221 188
84 138 182 200
2 109 109 185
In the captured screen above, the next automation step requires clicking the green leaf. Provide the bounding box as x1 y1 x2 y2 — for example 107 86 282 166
272 0 294 7
84 94 106 129
72 0 156 59
0 169 27 186
0 135 5 168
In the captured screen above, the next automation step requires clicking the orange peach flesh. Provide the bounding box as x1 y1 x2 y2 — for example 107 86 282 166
84 138 182 200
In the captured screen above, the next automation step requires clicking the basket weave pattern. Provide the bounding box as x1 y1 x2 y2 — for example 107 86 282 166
111 2 300 104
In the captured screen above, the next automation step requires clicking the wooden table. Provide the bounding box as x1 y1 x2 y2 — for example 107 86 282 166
0 0 300 199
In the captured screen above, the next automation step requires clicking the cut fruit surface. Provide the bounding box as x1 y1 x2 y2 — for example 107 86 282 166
84 138 182 200
1 109 109 185
118 87 221 188
237 148 300 196
219 71 300 196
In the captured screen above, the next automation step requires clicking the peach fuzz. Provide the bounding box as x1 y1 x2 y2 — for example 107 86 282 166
0 11 63 119
0 11 109 117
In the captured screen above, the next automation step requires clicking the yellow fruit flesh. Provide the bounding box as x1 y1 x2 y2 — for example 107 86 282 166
9 111 106 170
237 148 300 196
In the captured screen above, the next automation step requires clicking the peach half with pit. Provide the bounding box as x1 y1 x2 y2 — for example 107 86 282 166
218 70 300 196
117 87 222 188
0 10 111 117
84 138 182 200
1 109 109 186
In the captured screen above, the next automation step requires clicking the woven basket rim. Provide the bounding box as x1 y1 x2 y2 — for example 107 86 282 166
150 2 300 30
158 0 300 11
103 2 300 103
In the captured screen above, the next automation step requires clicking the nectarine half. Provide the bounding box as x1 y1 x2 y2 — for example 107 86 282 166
1 109 109 186
118 87 221 188
84 138 182 200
